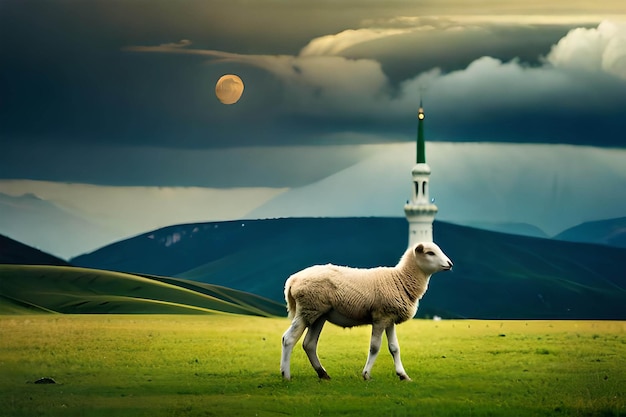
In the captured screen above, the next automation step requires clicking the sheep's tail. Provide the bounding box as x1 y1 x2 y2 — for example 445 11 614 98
284 277 297 320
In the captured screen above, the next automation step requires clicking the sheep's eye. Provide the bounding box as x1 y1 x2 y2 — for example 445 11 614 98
426 251 435 256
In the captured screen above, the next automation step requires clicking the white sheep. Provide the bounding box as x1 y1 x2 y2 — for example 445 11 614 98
280 242 453 381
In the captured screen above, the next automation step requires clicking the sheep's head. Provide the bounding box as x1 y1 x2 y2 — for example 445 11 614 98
413 242 453 274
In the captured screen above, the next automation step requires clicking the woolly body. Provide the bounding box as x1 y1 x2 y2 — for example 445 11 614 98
285 253 428 328
280 242 453 381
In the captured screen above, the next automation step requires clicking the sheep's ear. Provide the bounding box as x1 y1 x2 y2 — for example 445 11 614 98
414 244 424 254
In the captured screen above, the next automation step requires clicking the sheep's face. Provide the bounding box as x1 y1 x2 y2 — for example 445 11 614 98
413 242 453 275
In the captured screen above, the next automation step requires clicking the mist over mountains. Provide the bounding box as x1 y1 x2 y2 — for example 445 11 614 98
0 192 116 259
246 143 626 237
2 143 625 260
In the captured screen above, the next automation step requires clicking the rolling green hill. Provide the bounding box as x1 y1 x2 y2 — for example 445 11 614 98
72 217 626 320
0 265 284 316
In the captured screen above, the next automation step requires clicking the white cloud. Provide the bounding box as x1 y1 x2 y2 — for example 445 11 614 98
547 20 626 79
299 28 409 56
398 57 576 113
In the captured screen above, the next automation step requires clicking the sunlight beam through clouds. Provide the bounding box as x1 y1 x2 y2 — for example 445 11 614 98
247 142 626 237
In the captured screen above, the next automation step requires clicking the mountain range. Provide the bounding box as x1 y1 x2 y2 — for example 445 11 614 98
2 216 625 319
0 232 70 266
0 192 119 259
553 217 626 248
3 144 625 261
68 217 626 320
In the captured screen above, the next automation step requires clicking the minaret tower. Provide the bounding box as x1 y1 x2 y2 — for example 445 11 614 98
404 102 438 246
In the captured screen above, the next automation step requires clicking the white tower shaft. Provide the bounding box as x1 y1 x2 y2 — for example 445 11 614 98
404 105 437 246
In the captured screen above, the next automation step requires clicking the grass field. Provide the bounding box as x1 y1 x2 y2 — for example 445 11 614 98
1 315 625 417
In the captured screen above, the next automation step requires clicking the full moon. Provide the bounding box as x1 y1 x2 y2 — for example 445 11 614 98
215 74 244 105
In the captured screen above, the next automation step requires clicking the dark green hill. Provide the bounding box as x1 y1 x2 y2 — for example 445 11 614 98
431 221 626 319
72 217 626 320
71 218 406 277
0 265 284 316
554 217 626 248
0 234 70 266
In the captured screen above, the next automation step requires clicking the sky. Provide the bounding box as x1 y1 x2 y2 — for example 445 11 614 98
1 0 626 258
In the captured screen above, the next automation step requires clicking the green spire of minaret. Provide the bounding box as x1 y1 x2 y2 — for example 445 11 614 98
416 101 426 164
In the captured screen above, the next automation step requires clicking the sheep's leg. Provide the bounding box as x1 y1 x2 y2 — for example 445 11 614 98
386 324 411 381
362 322 386 380
303 317 330 380
281 316 306 380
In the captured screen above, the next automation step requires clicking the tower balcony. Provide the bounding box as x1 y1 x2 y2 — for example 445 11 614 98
404 203 438 218
411 163 431 176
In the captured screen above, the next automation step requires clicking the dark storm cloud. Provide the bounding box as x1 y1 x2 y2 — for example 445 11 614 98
129 30 626 147
0 0 349 148
1 0 626 192
4 0 621 152
0 141 385 188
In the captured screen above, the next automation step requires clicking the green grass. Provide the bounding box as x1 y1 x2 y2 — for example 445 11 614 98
1 316 625 416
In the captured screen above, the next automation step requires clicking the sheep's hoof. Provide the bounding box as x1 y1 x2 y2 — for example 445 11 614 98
399 374 412 381
317 370 331 380
281 371 291 381
363 372 372 381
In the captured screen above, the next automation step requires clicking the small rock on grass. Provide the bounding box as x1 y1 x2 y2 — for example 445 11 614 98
33 377 57 384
